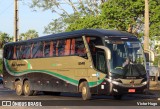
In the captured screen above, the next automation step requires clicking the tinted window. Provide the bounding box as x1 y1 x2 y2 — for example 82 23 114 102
23 44 31 59
64 39 71 55
71 38 75 55
58 40 65 56
53 41 57 56
96 50 107 72
75 37 87 58
87 36 103 53
5 46 14 60
16 46 21 59
32 42 43 58
44 42 50 57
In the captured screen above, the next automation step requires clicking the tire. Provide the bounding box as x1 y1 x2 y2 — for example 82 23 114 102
15 81 23 96
113 95 123 100
79 81 91 100
23 80 34 96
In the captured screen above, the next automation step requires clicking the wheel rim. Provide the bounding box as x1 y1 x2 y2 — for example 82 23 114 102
16 84 21 93
82 87 87 95
25 84 29 94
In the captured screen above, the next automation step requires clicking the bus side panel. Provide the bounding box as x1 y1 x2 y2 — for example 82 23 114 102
23 73 78 93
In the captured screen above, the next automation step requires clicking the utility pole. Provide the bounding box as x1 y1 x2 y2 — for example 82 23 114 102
144 0 149 50
14 0 19 42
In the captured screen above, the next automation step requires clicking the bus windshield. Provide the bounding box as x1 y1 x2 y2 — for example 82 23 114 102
106 40 146 77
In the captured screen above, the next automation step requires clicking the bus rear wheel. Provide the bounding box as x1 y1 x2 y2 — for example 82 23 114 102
23 80 34 96
79 81 91 100
15 81 23 96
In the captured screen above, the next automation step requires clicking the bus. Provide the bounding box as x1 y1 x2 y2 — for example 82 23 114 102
3 29 148 100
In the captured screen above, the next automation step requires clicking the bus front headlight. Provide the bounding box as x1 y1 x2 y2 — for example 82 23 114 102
142 81 147 85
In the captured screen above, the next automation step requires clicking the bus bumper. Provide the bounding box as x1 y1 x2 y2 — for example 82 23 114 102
111 83 148 95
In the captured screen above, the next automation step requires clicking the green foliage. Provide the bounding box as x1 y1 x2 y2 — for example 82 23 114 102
19 29 39 40
67 0 160 40
29 0 107 33
66 16 105 31
29 0 160 40
44 12 82 34
153 56 160 66
101 0 145 36
149 0 160 37
0 32 13 48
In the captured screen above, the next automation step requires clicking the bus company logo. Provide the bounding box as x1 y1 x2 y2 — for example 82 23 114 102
11 62 25 67
78 62 85 65
130 80 134 84
2 101 11 106
11 62 17 67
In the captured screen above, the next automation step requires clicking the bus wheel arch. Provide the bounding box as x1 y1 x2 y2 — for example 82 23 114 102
15 79 23 96
78 79 87 92
78 79 91 100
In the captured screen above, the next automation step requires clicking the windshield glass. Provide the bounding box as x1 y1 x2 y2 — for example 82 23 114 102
106 40 146 76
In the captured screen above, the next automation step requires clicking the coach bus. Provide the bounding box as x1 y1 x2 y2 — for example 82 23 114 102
3 29 148 100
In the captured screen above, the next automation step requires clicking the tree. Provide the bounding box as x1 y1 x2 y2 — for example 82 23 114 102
67 0 160 39
0 32 11 48
19 30 39 40
28 0 108 33
66 15 105 31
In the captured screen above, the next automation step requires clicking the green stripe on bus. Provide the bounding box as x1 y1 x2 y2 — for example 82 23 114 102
5 59 104 87
88 79 104 86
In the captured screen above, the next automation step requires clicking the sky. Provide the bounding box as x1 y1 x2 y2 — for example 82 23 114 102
0 0 66 37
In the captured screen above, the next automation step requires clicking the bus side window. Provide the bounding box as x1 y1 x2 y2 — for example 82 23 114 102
16 46 21 59
32 42 40 58
38 42 43 58
75 37 87 58
64 39 71 55
25 44 31 59
21 45 26 59
96 49 107 73
13 46 17 60
58 40 65 56
50 41 53 57
53 41 57 56
6 46 14 60
71 38 75 55
44 41 50 57
87 36 104 69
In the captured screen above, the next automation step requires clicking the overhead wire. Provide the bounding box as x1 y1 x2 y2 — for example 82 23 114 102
0 1 14 16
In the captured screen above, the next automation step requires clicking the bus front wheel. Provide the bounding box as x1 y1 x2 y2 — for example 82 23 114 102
15 81 23 96
79 81 91 100
23 80 34 96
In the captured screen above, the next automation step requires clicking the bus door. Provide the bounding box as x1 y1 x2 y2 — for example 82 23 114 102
94 46 110 94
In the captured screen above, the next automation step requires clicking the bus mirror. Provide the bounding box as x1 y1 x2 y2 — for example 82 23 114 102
95 46 111 60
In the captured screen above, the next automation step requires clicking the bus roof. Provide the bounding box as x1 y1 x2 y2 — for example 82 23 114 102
5 29 137 46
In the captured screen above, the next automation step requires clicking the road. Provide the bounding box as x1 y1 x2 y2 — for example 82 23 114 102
0 84 160 109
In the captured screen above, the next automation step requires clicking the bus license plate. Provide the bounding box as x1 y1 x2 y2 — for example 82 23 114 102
128 89 135 93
